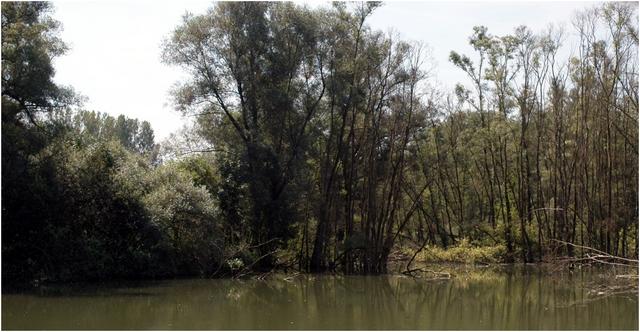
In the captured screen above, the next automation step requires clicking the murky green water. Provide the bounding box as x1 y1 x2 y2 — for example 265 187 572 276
2 267 638 330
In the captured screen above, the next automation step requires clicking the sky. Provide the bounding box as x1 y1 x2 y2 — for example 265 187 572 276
51 1 599 140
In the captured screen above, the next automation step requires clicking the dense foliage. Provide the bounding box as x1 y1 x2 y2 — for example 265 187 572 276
2 1 637 284
2 2 224 283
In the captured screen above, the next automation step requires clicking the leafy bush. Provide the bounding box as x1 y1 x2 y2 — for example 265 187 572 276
143 163 224 275
414 238 507 264
25 139 167 281
3 134 229 284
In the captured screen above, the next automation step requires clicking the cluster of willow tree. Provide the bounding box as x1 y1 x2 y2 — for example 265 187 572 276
2 1 637 283
162 1 638 273
162 2 433 274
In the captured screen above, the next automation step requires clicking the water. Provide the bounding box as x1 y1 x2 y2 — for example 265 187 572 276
2 267 638 330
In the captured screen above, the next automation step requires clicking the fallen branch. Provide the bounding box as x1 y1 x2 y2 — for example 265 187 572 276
402 267 451 279
552 240 639 267
234 249 279 279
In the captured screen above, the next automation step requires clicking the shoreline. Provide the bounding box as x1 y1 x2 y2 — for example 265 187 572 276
4 262 636 293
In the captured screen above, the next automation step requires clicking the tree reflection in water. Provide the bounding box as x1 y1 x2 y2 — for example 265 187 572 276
2 267 638 330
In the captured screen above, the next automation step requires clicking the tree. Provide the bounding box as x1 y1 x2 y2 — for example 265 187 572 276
162 2 327 269
1 2 74 125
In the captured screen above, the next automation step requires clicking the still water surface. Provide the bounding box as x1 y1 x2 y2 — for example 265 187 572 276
2 267 638 330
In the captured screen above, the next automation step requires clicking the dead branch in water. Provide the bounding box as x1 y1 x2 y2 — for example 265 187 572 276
402 267 451 280
552 240 639 268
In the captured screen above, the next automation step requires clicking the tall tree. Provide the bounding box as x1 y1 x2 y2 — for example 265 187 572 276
163 2 326 269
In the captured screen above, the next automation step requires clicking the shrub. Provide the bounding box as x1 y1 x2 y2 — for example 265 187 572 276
416 238 507 264
143 163 224 276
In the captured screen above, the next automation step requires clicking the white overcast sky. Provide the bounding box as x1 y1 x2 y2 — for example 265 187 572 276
51 1 600 140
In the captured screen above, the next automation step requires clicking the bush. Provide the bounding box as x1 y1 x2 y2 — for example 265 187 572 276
22 139 167 281
143 163 224 275
3 135 227 284
415 238 507 264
